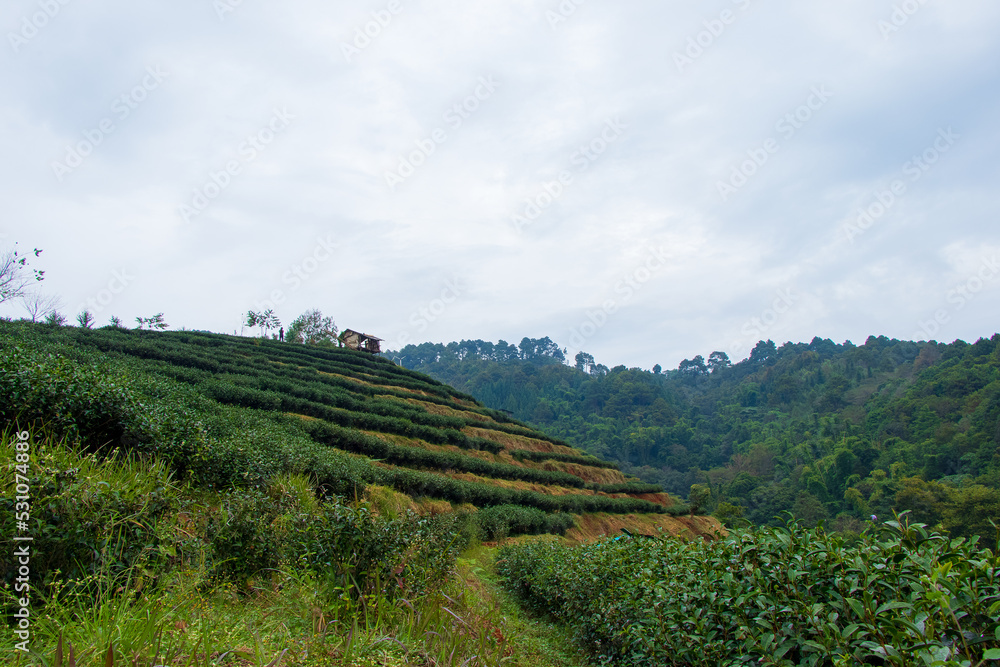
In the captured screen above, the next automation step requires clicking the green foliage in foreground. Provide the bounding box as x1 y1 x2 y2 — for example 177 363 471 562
0 435 522 666
0 430 572 627
497 518 1000 666
0 431 467 602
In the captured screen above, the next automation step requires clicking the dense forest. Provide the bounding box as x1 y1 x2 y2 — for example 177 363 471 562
390 334 1000 535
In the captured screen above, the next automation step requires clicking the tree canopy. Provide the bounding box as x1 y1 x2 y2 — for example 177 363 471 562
287 308 338 346
390 333 1000 537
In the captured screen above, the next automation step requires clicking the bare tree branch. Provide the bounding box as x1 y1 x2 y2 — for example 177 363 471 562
20 290 61 323
0 245 44 304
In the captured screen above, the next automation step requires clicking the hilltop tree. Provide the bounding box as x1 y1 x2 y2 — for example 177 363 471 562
76 310 95 329
575 351 596 374
287 309 338 345
749 339 778 365
44 310 66 326
707 351 731 373
20 291 60 323
136 313 168 330
246 309 280 338
518 336 566 363
0 244 44 304
678 355 708 375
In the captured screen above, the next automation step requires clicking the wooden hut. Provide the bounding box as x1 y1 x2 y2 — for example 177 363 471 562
340 329 383 354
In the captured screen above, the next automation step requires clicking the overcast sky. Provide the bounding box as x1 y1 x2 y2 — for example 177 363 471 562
3 0 999 370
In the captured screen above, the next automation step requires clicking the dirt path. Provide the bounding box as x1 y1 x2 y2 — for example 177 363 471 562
455 545 594 667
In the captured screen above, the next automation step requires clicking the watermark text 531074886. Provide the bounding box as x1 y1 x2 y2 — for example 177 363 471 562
11 430 35 652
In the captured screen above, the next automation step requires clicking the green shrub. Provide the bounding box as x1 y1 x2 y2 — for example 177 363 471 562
209 487 289 582
497 517 1000 666
0 432 175 595
0 345 155 449
474 504 576 540
200 380 282 411
587 482 663 493
511 449 620 469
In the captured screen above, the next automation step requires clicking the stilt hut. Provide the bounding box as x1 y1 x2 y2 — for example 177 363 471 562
340 329 383 354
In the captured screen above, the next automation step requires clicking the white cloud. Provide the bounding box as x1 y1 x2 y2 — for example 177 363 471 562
2 0 999 368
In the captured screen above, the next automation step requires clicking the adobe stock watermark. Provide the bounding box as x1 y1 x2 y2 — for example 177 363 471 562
567 244 670 349
913 255 999 341
252 234 338 313
842 127 959 244
11 429 34 652
213 0 246 21
878 0 931 40
51 66 169 182
341 0 405 63
178 108 294 222
511 117 627 233
728 287 798 358
546 0 587 30
717 85 833 202
384 76 499 191
75 269 135 317
393 277 464 349
8 0 73 54
673 0 753 74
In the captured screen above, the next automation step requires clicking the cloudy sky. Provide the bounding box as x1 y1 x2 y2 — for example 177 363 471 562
3 0 999 370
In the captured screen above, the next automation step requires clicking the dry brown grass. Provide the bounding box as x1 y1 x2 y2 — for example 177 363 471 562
445 472 589 496
385 396 497 423
317 370 438 398
487 452 627 484
539 460 627 484
563 512 723 543
361 484 459 517
358 432 624 489
284 412 319 421
462 427 582 456
364 431 510 462
594 491 676 507
411 497 455 515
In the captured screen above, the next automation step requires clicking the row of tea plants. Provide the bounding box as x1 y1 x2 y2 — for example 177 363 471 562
497 517 1000 666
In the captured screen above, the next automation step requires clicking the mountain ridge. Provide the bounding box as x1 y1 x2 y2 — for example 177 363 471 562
390 333 1000 536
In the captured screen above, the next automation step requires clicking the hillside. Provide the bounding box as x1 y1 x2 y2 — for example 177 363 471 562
5 321 999 665
392 334 1000 536
0 321 713 531
0 320 724 664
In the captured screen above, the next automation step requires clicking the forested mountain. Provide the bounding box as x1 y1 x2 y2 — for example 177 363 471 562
390 334 1000 535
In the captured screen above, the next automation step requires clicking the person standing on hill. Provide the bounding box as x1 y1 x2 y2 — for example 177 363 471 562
279 327 284 342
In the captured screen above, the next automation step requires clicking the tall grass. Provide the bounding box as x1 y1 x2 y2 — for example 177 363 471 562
2 428 512 666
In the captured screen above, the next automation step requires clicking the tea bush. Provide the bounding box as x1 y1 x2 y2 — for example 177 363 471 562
497 517 1000 666
0 433 175 594
474 504 575 540
586 481 664 494
303 423 592 488
0 344 155 449
511 448 621 469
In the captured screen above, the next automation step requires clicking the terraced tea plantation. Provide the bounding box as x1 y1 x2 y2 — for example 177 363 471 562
0 321 722 665
0 321 706 539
